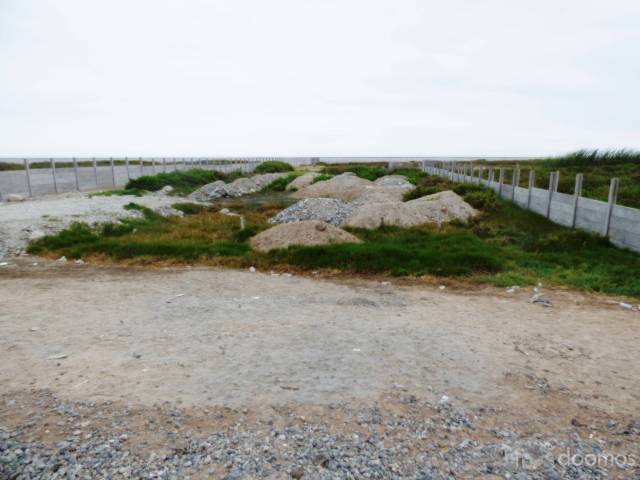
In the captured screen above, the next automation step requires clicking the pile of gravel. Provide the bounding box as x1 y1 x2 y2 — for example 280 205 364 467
269 198 354 226
188 173 289 202
250 220 361 252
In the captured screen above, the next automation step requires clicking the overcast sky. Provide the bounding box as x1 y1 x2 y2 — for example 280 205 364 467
1 0 639 157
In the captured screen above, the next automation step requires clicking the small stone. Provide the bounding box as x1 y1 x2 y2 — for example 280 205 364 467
291 466 304 479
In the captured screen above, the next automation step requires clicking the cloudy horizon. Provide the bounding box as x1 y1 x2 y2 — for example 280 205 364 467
1 0 639 157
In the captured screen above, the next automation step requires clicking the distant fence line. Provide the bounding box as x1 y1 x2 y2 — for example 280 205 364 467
420 160 640 254
0 157 279 200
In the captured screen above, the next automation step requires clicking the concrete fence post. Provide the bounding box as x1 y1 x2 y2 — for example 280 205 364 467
571 173 583 228
24 159 33 197
125 157 130 180
387 161 393 173
511 167 520 201
50 158 58 193
139 157 144 175
92 157 98 188
488 167 494 184
527 170 535 209
603 178 619 236
546 172 557 218
173 158 177 171
162 159 166 172
73 157 80 191
152 158 157 174
110 157 116 186
498 168 505 197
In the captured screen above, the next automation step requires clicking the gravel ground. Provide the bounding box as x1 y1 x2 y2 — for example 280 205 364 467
0 192 188 258
1 263 640 478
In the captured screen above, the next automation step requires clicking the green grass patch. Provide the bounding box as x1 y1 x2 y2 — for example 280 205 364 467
267 227 502 276
312 173 333 184
254 161 294 174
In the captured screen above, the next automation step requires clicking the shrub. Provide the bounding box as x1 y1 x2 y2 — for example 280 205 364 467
125 169 223 195
254 161 294 173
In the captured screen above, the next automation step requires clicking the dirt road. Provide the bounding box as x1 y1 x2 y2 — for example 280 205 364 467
1 262 639 478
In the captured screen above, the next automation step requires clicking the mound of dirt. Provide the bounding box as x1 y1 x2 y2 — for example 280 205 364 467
343 190 478 229
292 173 375 202
286 172 320 191
269 198 354 226
250 220 361 252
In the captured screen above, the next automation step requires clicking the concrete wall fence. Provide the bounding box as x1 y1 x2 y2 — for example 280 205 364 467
0 157 287 200
421 160 640 255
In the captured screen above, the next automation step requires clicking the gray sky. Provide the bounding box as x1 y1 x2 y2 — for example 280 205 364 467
1 0 639 157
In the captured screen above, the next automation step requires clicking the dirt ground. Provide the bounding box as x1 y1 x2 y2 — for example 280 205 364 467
1 260 639 478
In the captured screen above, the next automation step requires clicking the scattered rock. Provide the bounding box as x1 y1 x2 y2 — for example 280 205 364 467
160 185 175 194
250 221 361 252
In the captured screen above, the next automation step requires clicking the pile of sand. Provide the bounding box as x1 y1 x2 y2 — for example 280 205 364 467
250 220 361 252
343 190 478 229
286 172 320 191
292 173 375 202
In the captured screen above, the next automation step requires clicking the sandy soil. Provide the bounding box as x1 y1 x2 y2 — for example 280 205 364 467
1 262 638 412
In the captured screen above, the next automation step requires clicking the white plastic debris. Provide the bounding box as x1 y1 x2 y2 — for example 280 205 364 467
352 348 361 352
0 262 8 267
438 285 446 290
438 395 450 406
381 281 391 286
619 302 634 310
74 259 85 265
47 354 68 360
252 296 260 300
530 293 552 307
249 266 256 273
57 256 67 263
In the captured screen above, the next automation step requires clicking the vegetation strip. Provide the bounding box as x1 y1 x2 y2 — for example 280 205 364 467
27 167 640 297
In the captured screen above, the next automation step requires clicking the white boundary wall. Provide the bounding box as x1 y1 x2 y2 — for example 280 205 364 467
421 161 640 255
0 158 273 199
